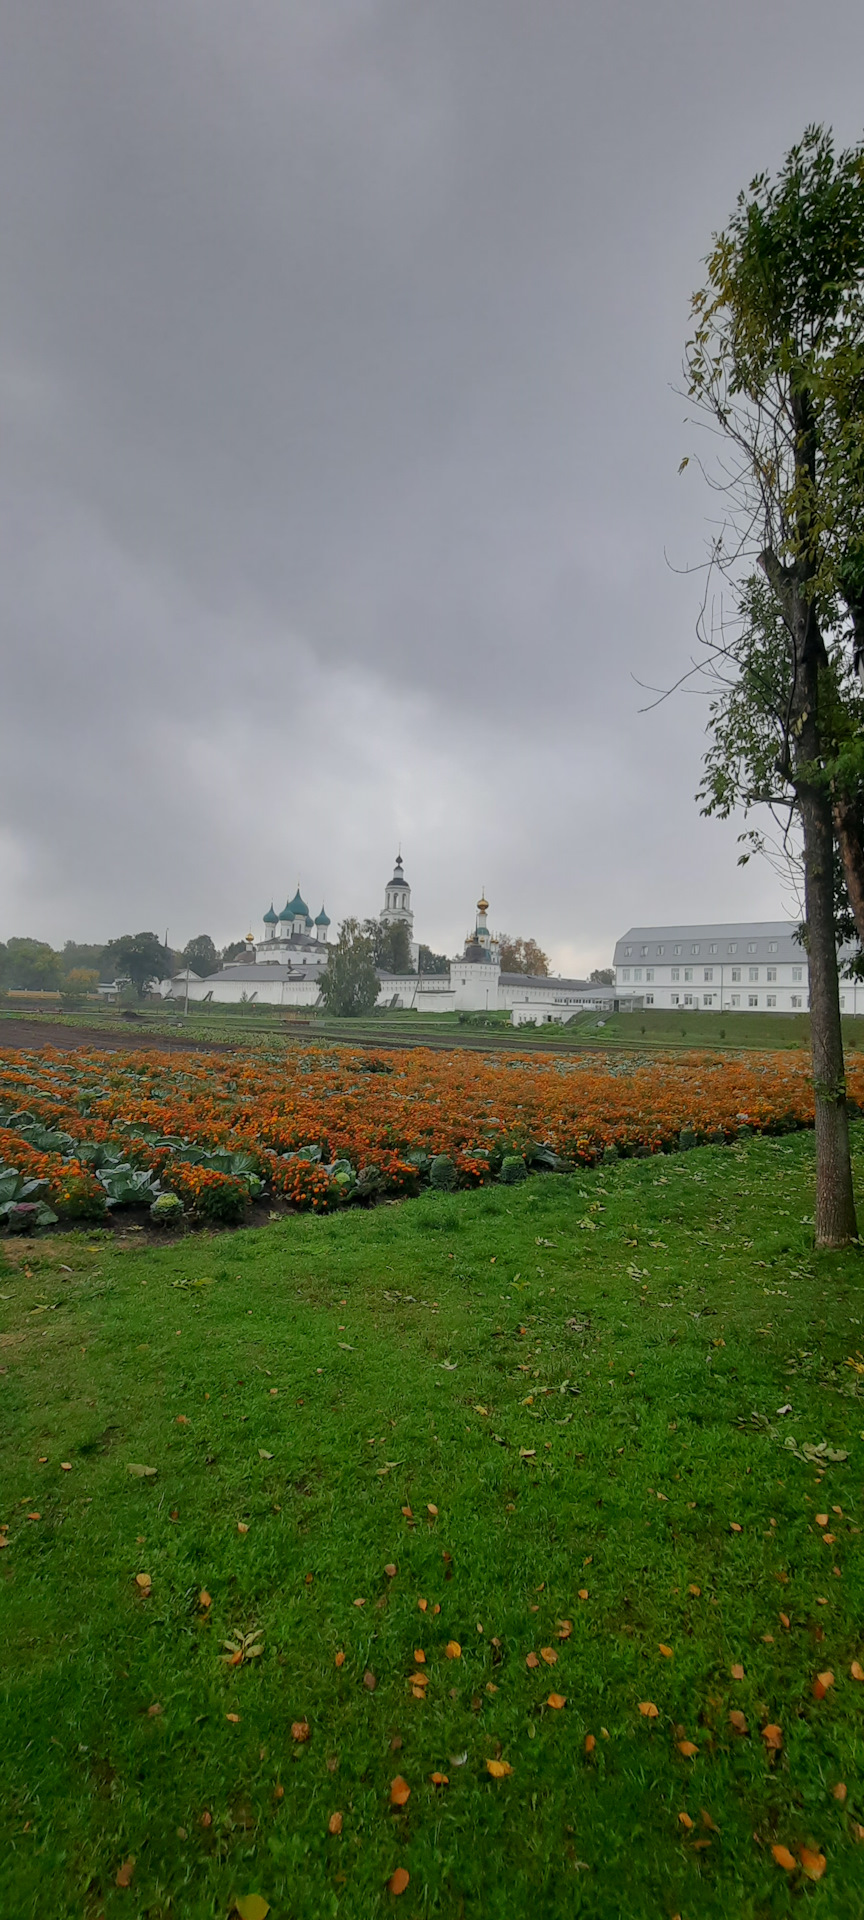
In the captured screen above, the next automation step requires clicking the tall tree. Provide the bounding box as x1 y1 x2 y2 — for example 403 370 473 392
319 919 380 1017
418 944 450 976
61 941 104 975
590 968 615 985
362 918 414 974
686 125 864 1246
496 934 550 976
2 938 61 990
101 932 171 999
181 935 219 977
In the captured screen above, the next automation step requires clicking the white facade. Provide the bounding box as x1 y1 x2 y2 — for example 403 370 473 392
614 922 812 1013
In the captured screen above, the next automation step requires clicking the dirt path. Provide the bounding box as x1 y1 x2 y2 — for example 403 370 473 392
0 1018 236 1055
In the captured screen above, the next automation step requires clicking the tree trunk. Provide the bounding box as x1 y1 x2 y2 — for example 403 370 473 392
761 543 858 1248
833 797 864 946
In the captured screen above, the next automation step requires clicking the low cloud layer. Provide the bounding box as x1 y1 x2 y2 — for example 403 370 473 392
2 1 863 968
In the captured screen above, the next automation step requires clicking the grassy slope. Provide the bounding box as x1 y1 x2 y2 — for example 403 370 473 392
2 1134 864 1919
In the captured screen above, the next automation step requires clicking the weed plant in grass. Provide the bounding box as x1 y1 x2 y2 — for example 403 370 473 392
2 1131 864 1917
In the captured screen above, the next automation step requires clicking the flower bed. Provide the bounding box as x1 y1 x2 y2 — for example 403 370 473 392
0 1041 858 1227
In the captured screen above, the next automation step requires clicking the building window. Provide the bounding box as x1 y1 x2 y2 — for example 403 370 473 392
767 967 777 982
792 966 803 982
791 994 802 1009
728 942 737 954
640 945 648 957
645 993 654 1005
622 968 630 981
671 966 680 981
673 944 682 956
731 967 741 983
645 967 654 981
634 967 642 982
624 946 632 957
768 941 778 953
670 993 679 1005
749 993 758 1007
767 993 777 1008
703 993 713 1006
747 942 757 953
656 944 665 956
691 944 700 955
684 993 694 1006
684 967 693 982
749 966 759 982
730 993 740 1007
703 967 713 982
709 943 718 955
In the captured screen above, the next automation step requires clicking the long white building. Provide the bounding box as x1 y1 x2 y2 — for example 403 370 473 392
614 922 813 1013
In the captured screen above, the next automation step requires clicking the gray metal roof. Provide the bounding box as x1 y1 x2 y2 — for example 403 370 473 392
614 922 803 965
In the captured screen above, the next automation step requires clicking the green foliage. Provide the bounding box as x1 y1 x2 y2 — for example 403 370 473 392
61 941 104 976
181 934 219 978
319 919 380 1017
496 934 550 976
589 967 614 985
101 932 171 998
362 918 414 974
498 1153 528 1183
149 1191 184 1227
59 967 98 1007
418 944 450 975
0 937 61 991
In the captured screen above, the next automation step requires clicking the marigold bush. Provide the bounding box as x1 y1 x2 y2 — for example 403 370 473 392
0 1039 859 1226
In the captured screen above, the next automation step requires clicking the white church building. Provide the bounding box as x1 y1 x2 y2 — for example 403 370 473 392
163 855 617 1022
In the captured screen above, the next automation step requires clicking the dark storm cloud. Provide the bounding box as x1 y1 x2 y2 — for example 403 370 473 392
2 0 863 962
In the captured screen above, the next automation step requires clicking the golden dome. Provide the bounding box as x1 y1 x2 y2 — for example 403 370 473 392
477 893 489 913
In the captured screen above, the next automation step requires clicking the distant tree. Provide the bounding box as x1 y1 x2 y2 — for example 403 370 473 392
182 934 219 977
61 941 104 975
320 919 380 1016
418 944 450 975
3 937 62 990
590 968 615 985
59 968 99 1006
362 918 414 974
496 934 550 976
221 939 248 964
101 932 171 998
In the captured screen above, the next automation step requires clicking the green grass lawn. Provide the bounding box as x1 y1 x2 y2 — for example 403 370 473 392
2 1132 864 1918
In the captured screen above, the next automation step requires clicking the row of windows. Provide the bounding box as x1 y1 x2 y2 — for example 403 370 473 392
623 939 780 959
664 991 807 1009
621 965 803 984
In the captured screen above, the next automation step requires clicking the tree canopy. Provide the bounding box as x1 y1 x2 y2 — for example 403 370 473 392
496 934 550 976
101 932 171 998
319 919 380 1017
181 935 219 978
685 124 864 1245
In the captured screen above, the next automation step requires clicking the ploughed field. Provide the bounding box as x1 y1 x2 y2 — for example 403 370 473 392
2 1040 863 1233
2 1123 864 1918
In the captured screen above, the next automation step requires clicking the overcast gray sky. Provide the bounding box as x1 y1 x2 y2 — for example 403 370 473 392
3 1 864 971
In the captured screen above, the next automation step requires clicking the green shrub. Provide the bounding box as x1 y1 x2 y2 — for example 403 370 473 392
498 1154 528 1184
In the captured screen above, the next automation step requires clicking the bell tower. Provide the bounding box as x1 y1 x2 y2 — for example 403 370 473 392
381 852 413 935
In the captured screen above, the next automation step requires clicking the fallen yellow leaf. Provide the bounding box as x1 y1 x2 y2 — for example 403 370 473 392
638 1702 658 1718
547 1692 566 1709
390 1776 411 1807
799 1847 826 1881
771 1845 796 1871
486 1758 513 1777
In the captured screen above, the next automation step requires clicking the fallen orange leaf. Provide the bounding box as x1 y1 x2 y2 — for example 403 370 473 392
388 1867 410 1895
779 1611 790 1629
526 1652 539 1669
291 1721 310 1743
851 1660 864 1681
557 1620 572 1639
328 1811 343 1835
799 1847 826 1881
730 1664 745 1680
200 1810 212 1827
832 1783 847 1803
135 1573 152 1593
677 1741 699 1758
417 1598 428 1612
115 1857 136 1888
815 1514 829 1528
430 1771 449 1786
401 1505 413 1519
659 1644 673 1659
199 1589 212 1608
771 1844 796 1871
547 1693 566 1709
700 1809 719 1832
61 1463 72 1472
335 1651 345 1667
226 1712 240 1723
414 1649 426 1663
688 1584 701 1597
678 1812 693 1830
427 1503 438 1516
729 1521 742 1533
445 1641 461 1659
584 1734 595 1754
578 1588 589 1600
237 1522 249 1535
540 1648 558 1666
147 1702 163 1717
638 1702 659 1718
728 1710 748 1734
762 1724 783 1751
486 1758 513 1777
384 1563 397 1578
390 1776 411 1807
812 1670 834 1700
